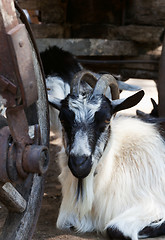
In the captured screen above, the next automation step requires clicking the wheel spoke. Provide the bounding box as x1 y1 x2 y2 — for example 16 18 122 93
0 182 26 213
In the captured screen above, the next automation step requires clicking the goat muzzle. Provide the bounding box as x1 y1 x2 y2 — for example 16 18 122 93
68 155 92 178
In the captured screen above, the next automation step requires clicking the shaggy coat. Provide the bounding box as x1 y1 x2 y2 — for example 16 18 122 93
41 46 165 240
56 108 165 240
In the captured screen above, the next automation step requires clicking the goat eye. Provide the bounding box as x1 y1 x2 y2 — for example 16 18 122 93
105 119 110 124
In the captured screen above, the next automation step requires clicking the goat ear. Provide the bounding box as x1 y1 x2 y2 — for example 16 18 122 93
48 96 62 110
111 90 144 113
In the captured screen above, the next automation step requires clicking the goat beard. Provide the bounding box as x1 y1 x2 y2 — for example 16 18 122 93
77 178 83 200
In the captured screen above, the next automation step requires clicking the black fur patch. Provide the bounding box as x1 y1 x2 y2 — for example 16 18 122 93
59 106 75 146
138 220 165 238
40 46 81 82
107 226 131 240
0 114 7 129
77 178 83 200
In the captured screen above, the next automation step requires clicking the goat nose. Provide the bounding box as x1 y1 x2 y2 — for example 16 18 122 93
68 155 92 179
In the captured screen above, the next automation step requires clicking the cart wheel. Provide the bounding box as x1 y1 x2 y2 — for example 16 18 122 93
0 2 49 240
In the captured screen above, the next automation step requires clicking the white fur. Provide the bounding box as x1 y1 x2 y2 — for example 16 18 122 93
57 115 165 239
0 95 7 116
68 94 101 123
70 130 91 156
46 76 70 100
46 76 70 133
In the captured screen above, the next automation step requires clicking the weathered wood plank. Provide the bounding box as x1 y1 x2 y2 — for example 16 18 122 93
120 69 158 80
115 25 163 44
121 63 157 72
36 38 138 56
71 24 164 44
31 23 163 42
126 0 165 26
78 55 159 80
18 0 165 26
67 0 123 25
120 55 159 71
0 182 26 213
31 23 70 38
40 0 68 23
17 0 40 10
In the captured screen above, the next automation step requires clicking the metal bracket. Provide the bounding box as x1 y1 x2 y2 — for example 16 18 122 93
0 75 17 94
7 23 38 107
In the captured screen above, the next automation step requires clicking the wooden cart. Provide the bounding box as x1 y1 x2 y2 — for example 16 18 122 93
0 1 49 239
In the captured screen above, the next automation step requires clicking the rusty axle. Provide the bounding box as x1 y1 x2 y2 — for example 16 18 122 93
0 125 49 183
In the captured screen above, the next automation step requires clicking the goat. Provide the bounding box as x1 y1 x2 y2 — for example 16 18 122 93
41 46 140 133
48 71 165 240
41 47 165 240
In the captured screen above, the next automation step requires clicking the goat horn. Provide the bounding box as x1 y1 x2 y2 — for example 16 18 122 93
92 74 119 100
70 70 98 97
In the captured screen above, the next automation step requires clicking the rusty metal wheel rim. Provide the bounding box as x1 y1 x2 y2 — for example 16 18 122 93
0 2 49 240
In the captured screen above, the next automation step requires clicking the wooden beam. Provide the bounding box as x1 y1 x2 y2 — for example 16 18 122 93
31 23 163 44
17 0 40 10
120 69 158 80
72 24 164 44
115 25 163 44
0 183 26 213
78 56 159 80
126 0 165 26
40 0 68 23
31 23 70 39
36 38 138 56
120 56 159 71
